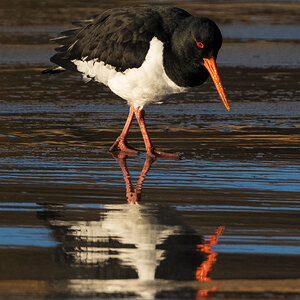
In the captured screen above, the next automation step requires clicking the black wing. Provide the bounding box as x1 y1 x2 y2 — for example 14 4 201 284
45 6 191 73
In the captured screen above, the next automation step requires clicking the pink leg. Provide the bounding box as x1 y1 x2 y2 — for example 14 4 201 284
134 107 179 159
109 106 137 153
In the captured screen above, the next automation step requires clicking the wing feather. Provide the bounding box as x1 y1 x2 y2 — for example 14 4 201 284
47 7 191 73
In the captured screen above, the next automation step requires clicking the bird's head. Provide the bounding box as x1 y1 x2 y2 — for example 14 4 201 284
173 17 230 111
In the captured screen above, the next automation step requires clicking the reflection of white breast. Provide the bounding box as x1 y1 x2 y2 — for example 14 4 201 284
51 204 181 281
73 37 186 108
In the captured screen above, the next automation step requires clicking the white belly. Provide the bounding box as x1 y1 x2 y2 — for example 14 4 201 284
72 37 187 108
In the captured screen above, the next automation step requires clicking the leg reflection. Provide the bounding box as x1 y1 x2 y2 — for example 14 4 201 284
113 152 155 203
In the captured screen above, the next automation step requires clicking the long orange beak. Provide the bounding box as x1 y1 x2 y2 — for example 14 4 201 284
203 58 230 111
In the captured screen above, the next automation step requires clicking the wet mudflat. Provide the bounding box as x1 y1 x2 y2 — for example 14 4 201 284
0 0 300 299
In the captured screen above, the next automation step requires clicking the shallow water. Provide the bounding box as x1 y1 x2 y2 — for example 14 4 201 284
0 0 300 299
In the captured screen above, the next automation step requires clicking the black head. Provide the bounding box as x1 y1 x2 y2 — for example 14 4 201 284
171 16 222 64
170 16 230 111
188 17 222 59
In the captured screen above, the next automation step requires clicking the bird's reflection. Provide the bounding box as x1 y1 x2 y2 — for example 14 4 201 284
38 153 224 299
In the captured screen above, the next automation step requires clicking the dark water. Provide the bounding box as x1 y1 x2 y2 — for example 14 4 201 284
0 0 300 299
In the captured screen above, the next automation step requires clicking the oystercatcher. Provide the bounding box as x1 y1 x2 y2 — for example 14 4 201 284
44 6 230 158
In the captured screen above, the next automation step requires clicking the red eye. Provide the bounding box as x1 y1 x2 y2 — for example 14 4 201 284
196 42 204 48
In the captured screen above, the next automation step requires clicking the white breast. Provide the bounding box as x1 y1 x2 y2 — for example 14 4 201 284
73 37 187 108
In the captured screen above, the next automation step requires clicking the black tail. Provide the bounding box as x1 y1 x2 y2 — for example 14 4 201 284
42 66 67 74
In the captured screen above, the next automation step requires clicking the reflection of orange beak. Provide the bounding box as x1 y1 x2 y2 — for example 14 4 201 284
203 58 230 111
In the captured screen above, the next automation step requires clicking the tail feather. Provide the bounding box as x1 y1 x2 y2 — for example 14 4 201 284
42 66 66 74
44 15 99 75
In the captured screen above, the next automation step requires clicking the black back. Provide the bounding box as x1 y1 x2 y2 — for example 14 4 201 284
50 6 191 73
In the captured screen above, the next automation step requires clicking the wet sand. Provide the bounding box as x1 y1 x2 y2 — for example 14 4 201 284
0 0 300 299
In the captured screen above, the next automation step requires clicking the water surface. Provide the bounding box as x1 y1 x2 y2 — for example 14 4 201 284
0 0 300 299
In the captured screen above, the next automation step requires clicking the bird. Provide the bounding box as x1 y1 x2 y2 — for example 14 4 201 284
44 6 230 158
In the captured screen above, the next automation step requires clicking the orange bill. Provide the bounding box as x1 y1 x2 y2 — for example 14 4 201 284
203 58 231 111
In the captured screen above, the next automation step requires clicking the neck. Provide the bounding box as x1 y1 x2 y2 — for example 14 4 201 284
163 45 209 87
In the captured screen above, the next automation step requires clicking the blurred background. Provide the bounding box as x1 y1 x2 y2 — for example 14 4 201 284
0 0 299 66
0 0 300 299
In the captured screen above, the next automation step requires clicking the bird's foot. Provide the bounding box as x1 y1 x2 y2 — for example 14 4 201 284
109 138 138 154
146 148 179 160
